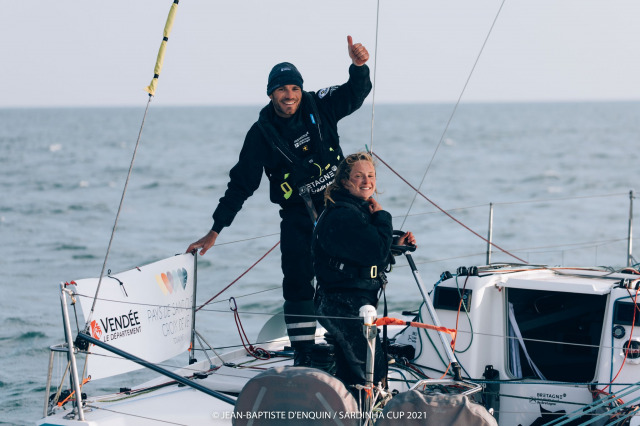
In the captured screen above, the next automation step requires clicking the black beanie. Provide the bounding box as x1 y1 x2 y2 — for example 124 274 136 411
266 62 303 96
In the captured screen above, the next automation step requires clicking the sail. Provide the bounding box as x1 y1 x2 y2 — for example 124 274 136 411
73 253 195 380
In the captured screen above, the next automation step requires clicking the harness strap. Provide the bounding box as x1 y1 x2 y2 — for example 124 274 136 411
328 257 384 280
257 93 334 225
313 200 391 282
298 185 318 224
257 92 327 182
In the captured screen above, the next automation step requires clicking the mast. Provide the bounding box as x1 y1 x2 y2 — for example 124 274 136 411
628 190 634 267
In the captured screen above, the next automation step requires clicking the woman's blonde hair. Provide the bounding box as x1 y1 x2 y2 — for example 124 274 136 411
324 151 376 205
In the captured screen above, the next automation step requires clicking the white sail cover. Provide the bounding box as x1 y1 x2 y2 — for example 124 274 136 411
73 253 195 380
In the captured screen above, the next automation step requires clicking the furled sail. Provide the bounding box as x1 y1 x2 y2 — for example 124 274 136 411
144 0 180 96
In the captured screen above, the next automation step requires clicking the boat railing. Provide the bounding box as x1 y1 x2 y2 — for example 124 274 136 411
43 343 76 418
51 283 85 421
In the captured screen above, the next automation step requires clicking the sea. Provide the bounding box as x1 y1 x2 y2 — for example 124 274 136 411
1 101 639 425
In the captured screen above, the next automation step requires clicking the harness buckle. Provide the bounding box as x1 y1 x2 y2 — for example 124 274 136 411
370 265 377 279
280 182 293 200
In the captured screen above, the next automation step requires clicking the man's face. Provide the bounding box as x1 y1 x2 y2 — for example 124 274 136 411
269 84 302 118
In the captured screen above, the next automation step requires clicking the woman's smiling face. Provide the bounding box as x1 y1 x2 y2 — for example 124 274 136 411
343 160 376 200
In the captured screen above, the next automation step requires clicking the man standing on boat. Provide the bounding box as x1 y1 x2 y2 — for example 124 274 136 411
187 35 371 366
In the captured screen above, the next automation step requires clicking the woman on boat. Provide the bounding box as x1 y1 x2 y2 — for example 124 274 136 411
312 151 416 392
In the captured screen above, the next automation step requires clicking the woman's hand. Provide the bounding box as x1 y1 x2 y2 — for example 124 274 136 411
397 231 417 247
368 197 383 213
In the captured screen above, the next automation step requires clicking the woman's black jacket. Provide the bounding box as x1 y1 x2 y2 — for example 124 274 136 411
313 190 393 292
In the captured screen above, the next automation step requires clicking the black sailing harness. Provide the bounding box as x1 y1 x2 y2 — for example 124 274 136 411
256 92 343 225
312 201 392 288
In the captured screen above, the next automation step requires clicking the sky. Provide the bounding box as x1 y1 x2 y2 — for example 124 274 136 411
1 0 639 107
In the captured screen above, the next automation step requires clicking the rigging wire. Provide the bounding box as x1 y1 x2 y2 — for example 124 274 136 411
87 97 153 324
86 0 180 327
368 0 381 153
398 0 507 230
373 151 528 263
230 297 270 359
195 240 280 311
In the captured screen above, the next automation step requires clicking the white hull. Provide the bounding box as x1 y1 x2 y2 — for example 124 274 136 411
39 264 640 425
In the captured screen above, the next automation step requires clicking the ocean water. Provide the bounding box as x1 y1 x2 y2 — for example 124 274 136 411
1 102 639 424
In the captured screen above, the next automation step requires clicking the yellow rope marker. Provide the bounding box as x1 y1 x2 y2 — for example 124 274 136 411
144 0 180 96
